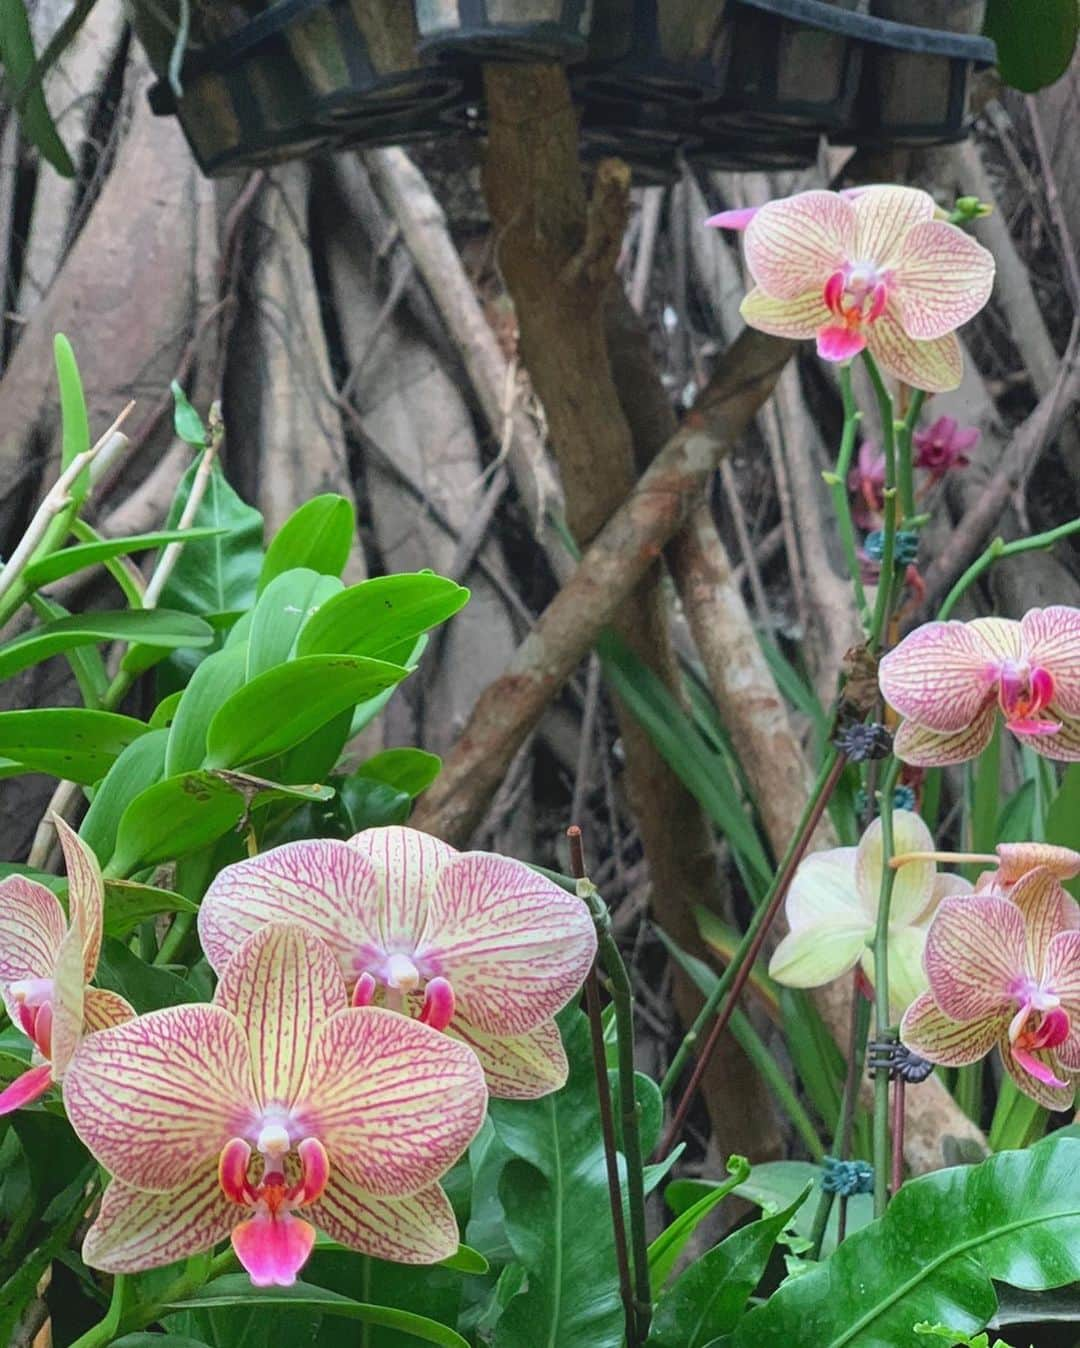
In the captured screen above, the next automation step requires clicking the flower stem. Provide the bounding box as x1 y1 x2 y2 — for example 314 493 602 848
897 388 925 527
830 364 870 627
862 352 898 652
870 756 902 1216
937 517 1080 620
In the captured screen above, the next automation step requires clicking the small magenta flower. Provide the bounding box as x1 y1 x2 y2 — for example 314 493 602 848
199 826 597 1100
63 923 487 1283
0 818 132 1114
848 440 886 530
728 186 993 392
912 414 979 478
768 810 968 1015
880 608 1080 764
901 867 1080 1108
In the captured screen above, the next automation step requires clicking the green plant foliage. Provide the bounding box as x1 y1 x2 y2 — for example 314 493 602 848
94 937 202 1011
171 381 207 448
336 774 412 831
985 0 1078 92
258 493 357 592
355 747 442 797
80 728 169 866
101 880 198 938
651 1155 752 1289
0 3 74 174
0 609 214 681
296 573 470 661
22 527 225 590
1045 763 1080 899
164 643 249 776
731 1137 1080 1347
53 334 90 493
246 568 343 678
0 708 148 784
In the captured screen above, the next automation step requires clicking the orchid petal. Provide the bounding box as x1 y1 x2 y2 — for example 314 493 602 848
64 1004 255 1192
856 810 936 925
233 1210 316 1287
214 923 347 1108
784 847 861 927
892 220 994 339
1009 869 1080 973
900 992 1004 1066
816 326 867 363
866 312 963 392
1000 1039 1076 1110
705 206 759 231
923 895 1026 1021
881 925 931 1013
0 875 66 1019
1044 931 1080 1025
309 1177 459 1265
83 1165 234 1273
54 817 104 982
851 185 936 270
1022 711 1080 762
739 286 830 339
1021 607 1080 714
929 872 974 906
878 621 1002 732
996 843 1080 887
348 825 456 951
82 987 136 1034
0 1063 53 1115
297 1006 486 1197
199 839 383 979
891 706 997 766
967 617 1023 662
743 190 854 298
416 851 597 1035
768 921 867 989
447 1017 568 1100
49 917 86 1078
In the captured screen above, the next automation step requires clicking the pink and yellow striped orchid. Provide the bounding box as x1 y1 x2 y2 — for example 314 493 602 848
901 867 1080 1109
879 608 1080 765
63 922 487 1284
198 827 596 1100
0 818 132 1114
731 186 993 391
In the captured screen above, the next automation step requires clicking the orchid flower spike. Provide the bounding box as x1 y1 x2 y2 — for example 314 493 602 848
0 818 132 1114
768 810 969 1015
879 607 1080 765
198 826 597 1100
901 868 1080 1109
63 922 487 1284
732 186 993 391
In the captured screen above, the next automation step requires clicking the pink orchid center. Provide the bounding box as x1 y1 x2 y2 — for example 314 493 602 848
819 261 891 359
1008 985 1071 1089
9 977 55 1058
352 952 456 1032
994 658 1060 736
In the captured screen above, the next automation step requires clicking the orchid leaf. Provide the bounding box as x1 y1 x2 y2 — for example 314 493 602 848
79 728 168 867
54 334 90 496
0 609 213 682
0 2 74 175
0 708 148 784
171 382 206 448
246 568 342 678
985 0 1078 92
1045 763 1080 900
651 1155 752 1289
101 881 197 938
164 643 248 776
259 493 356 593
337 774 412 830
94 937 201 1011
22 527 225 590
296 573 469 661
355 747 442 797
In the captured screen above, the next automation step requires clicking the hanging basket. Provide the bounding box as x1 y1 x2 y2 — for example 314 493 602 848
414 1 595 63
689 122 821 172
581 0 731 103
131 0 460 175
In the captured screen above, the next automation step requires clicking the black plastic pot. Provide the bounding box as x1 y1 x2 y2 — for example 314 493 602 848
415 0 594 63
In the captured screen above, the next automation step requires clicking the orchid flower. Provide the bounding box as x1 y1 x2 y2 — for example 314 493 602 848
912 414 979 478
901 867 1080 1109
705 186 867 233
768 811 969 1015
0 818 132 1114
198 826 597 1100
729 186 993 392
848 439 886 530
879 607 1080 764
64 922 487 1283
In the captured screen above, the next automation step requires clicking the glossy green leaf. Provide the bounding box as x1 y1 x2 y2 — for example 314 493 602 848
150 690 185 729
114 1336 212 1348
168 1276 470 1348
731 1137 1080 1347
164 643 248 776
246 568 342 678
0 862 63 893
0 2 74 175
95 937 201 1012
647 1191 809 1347
490 1011 624 1348
0 708 148 784
355 747 442 798
1046 763 1080 900
337 774 412 831
651 1155 751 1289
25 591 108 707
259 493 356 593
203 655 408 768
0 609 213 682
985 0 1078 92
102 880 197 938
171 381 207 448
54 334 90 494
296 573 469 660
23 527 225 590
80 728 168 866
995 780 1036 846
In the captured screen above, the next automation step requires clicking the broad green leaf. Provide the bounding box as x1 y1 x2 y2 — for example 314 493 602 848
168 1276 470 1348
110 770 333 873
26 591 108 707
490 1011 624 1348
150 690 185 729
203 655 408 768
54 334 90 494
440 1245 490 1275
114 1337 213 1347
996 780 1036 846
985 0 1078 92
102 880 197 938
0 2 74 174
158 460 263 619
647 1191 809 1347
1045 763 1080 899
164 643 248 776
246 568 342 678
0 609 214 681
172 382 207 448
22 527 225 590
259 493 356 593
95 937 201 1011
651 1155 751 1289
80 728 168 866
0 708 148 784
731 1138 1080 1346
356 747 441 798
337 774 412 831
0 861 63 892
296 573 469 661
465 1119 516 1266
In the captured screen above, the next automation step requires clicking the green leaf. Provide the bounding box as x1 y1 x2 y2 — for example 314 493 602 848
80 728 168 866
490 1010 625 1348
995 780 1036 846
0 2 74 175
651 1155 752 1289
150 689 185 729
355 747 442 797
296 573 470 661
164 643 248 776
0 609 213 681
259 493 356 593
168 1276 470 1348
610 1069 663 1159
1046 763 1080 900
102 880 197 938
337 774 412 830
0 708 148 784
647 1191 809 1347
985 0 1078 92
25 591 108 707
114 1337 213 1347
246 568 343 678
54 334 90 496
94 937 201 1011
203 655 408 768
22 527 225 590
171 382 207 448
731 1137 1080 1347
